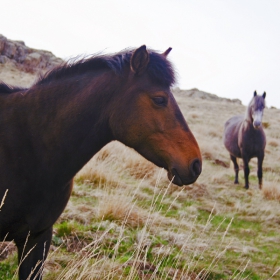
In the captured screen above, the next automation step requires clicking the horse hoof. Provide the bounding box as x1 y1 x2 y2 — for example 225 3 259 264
244 186 249 190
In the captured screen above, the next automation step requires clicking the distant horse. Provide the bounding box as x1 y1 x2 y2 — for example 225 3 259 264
0 45 201 279
223 91 266 189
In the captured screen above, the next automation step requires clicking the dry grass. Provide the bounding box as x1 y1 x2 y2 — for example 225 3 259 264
44 178 240 280
0 189 8 211
262 182 280 201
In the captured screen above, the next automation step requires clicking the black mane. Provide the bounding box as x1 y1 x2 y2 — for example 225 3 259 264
0 83 25 94
38 48 176 87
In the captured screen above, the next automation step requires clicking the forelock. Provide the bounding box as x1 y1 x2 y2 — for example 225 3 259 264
254 95 266 110
147 51 176 87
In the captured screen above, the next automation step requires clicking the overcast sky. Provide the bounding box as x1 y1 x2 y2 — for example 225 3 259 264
1 0 280 108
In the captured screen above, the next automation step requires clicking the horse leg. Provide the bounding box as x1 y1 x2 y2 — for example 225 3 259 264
15 227 52 280
230 154 239 184
242 157 250 189
257 154 264 190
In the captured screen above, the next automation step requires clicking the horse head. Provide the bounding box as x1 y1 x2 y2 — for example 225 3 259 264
110 45 202 186
252 91 266 129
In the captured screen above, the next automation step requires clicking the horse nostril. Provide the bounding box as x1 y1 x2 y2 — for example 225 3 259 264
253 121 261 129
190 159 202 177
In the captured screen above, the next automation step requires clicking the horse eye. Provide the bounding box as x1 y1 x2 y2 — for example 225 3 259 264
152 96 167 106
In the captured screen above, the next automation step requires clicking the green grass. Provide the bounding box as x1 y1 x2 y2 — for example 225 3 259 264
0 254 17 279
2 149 280 279
2 176 280 279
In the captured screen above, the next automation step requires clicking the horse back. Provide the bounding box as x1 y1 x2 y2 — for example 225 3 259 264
223 115 243 158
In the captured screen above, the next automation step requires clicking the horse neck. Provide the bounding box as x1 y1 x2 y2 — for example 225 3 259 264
244 101 253 123
18 71 121 182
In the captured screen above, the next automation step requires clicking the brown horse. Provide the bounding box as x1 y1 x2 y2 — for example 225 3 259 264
0 45 201 279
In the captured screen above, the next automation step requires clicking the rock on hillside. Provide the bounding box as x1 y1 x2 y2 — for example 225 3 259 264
0 34 63 87
172 87 242 104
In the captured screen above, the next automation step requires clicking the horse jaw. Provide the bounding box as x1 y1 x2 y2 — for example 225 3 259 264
167 169 183 186
167 160 202 186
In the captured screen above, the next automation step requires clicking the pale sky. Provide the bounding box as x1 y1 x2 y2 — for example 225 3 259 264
1 0 280 108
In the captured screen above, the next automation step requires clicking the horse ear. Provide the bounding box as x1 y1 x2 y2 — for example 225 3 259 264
130 45 149 75
162 47 172 57
254 90 257 97
262 91 266 99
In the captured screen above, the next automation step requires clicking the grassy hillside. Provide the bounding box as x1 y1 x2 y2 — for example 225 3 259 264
1 89 279 279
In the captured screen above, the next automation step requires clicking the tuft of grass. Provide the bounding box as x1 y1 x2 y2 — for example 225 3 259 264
0 254 18 279
262 182 280 201
55 221 74 237
268 140 279 147
96 191 147 228
262 121 270 128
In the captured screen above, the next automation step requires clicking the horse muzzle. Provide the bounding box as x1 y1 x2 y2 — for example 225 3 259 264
168 158 202 186
253 121 261 129
253 110 263 129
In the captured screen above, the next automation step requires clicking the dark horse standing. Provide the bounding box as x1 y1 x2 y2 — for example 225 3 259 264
0 45 202 279
223 91 266 189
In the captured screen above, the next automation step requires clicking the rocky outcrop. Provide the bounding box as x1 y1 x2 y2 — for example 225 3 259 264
0 35 64 87
172 87 242 104
0 34 63 74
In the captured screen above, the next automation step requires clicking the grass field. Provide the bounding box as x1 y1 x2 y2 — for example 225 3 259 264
1 90 280 279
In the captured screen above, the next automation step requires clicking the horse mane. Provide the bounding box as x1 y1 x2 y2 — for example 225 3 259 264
0 83 26 94
37 48 176 87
